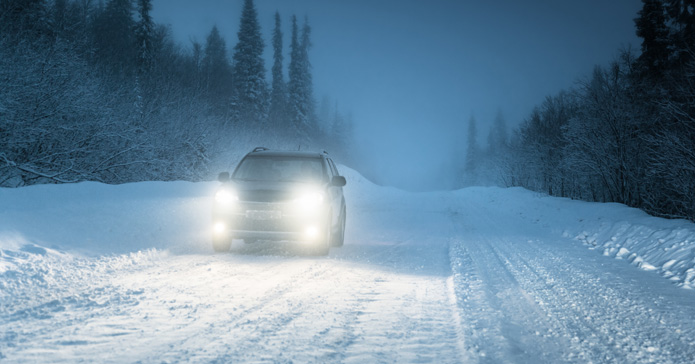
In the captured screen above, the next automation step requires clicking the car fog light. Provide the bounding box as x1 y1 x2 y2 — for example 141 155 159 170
305 226 319 239
213 222 227 234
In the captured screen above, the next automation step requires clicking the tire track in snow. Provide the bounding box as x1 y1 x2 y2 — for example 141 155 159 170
126 235 459 363
504 238 695 364
131 256 341 363
448 236 572 364
448 196 695 364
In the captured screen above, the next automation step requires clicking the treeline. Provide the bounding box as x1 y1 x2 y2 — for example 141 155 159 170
0 0 353 187
472 0 695 220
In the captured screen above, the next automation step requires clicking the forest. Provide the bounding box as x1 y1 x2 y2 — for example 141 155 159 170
0 0 353 187
2 0 694 222
466 0 695 221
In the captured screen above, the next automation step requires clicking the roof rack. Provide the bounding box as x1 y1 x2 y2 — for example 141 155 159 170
252 147 269 153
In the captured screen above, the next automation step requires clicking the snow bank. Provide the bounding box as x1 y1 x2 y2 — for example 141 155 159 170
452 187 695 289
0 180 218 256
565 206 695 289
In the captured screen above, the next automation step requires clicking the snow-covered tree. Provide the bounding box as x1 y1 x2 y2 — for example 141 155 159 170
464 116 479 186
664 0 695 66
231 0 268 125
0 0 348 188
92 0 136 73
487 111 508 156
135 0 154 73
268 11 287 129
288 15 315 139
565 61 644 204
0 0 50 40
643 48 695 219
202 25 233 114
635 0 670 77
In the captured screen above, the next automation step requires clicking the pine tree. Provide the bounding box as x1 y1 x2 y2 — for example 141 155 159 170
664 0 695 66
301 17 315 130
231 0 268 125
135 0 154 73
202 25 232 114
92 0 136 73
190 39 203 90
487 110 508 156
330 101 353 155
635 0 670 76
288 16 301 130
288 15 315 138
268 11 287 128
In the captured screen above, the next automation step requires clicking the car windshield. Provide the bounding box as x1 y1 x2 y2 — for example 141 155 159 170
233 156 324 183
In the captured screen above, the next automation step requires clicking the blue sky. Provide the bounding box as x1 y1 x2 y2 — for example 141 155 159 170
152 0 643 190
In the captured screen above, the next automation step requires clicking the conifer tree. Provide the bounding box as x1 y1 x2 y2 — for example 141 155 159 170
635 0 670 76
487 110 508 156
202 25 232 113
135 0 154 73
268 11 287 128
231 0 268 124
288 15 315 138
664 0 695 65
92 0 136 73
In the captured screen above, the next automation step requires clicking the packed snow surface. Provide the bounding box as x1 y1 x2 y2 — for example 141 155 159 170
1 167 695 363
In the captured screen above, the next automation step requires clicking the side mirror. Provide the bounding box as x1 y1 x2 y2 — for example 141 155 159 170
331 176 346 187
218 172 230 182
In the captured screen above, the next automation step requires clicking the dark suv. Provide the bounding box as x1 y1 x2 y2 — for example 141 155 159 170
212 147 347 255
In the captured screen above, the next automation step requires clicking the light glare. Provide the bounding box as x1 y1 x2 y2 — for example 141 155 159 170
304 226 319 239
213 222 227 234
294 191 325 212
215 189 238 204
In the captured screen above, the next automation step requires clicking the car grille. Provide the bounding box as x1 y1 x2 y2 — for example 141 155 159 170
231 201 299 232
238 190 293 203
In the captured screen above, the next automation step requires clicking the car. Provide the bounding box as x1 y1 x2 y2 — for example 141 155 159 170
212 147 347 255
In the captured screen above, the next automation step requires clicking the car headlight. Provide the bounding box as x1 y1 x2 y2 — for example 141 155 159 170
294 191 325 212
215 189 238 204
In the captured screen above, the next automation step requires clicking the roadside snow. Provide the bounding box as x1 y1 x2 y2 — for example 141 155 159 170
1 168 694 363
453 187 695 289
0 180 218 256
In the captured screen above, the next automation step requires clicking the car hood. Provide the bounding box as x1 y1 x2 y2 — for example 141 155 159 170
228 180 324 203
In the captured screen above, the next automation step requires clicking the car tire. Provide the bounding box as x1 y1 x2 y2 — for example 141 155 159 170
331 205 346 247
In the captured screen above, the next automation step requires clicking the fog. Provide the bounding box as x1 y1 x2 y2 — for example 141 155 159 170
152 0 642 191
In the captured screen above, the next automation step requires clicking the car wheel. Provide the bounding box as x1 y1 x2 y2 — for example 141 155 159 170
331 205 346 247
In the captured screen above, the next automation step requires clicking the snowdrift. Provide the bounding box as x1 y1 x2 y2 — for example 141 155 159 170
451 186 695 289
1 168 694 292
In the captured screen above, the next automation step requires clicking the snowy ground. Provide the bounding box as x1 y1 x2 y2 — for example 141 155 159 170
1 167 695 363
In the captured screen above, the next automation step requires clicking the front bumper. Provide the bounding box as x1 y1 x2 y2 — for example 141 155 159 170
213 201 329 242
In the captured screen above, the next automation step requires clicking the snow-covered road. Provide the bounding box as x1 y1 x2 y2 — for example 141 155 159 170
2 168 695 363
